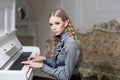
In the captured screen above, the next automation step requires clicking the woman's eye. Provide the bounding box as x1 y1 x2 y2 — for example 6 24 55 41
49 23 53 26
55 22 60 25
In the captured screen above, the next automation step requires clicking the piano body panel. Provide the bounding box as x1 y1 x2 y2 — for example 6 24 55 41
0 70 27 80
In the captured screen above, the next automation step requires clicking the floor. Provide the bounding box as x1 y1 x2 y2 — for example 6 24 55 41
33 76 55 80
32 75 110 80
33 76 82 80
33 69 113 80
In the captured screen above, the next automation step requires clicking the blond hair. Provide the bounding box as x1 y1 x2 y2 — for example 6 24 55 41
49 8 79 58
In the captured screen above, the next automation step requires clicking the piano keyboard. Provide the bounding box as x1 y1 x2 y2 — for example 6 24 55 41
9 52 32 70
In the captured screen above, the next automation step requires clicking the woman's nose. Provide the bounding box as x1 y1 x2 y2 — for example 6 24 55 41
51 25 56 30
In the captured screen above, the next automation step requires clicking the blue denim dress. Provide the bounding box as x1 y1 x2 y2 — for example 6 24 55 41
42 32 82 80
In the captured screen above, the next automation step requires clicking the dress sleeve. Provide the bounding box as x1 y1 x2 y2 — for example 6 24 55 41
41 41 81 80
43 58 56 68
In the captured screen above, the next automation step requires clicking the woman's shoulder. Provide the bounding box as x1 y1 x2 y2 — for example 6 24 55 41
65 36 79 46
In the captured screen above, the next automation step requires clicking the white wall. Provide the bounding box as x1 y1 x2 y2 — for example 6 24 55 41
76 0 120 33
62 0 82 31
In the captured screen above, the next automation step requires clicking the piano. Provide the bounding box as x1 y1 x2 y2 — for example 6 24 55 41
0 0 40 80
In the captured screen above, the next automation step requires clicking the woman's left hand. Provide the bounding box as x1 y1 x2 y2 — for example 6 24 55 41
21 61 43 68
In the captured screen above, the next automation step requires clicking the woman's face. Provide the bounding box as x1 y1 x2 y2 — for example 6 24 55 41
49 16 67 36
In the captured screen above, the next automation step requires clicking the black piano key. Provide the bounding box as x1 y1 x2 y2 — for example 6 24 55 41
9 52 32 70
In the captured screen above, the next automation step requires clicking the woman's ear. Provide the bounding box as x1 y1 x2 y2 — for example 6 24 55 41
65 20 68 28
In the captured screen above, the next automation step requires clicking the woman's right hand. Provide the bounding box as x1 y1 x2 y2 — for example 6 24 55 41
28 56 46 62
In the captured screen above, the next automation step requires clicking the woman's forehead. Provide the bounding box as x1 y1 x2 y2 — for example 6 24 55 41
49 16 62 22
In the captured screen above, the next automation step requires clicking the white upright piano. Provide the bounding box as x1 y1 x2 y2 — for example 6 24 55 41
0 0 40 80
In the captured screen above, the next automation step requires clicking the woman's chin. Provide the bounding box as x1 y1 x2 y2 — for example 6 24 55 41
53 33 59 36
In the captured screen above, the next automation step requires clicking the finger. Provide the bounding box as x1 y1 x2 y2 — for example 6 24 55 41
27 56 33 61
21 61 31 65
28 56 36 61
30 59 38 62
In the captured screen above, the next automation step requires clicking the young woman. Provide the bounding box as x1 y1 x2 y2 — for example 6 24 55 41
21 8 82 80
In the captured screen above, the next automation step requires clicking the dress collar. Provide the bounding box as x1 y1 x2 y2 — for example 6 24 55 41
57 32 68 42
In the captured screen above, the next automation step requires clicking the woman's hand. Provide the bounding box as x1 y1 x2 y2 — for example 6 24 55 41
21 55 46 68
28 56 46 62
21 61 43 68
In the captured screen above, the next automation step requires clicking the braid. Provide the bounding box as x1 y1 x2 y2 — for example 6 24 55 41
67 19 79 41
49 36 58 58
